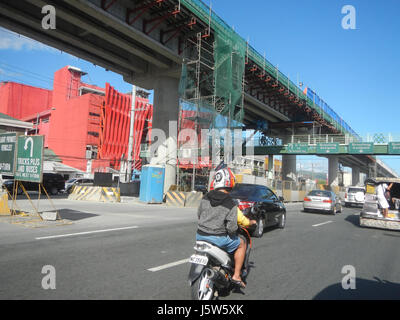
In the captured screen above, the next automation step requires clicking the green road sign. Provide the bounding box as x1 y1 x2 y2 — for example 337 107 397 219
0 132 18 175
317 143 339 154
388 142 400 154
15 135 44 183
348 142 374 154
287 143 309 154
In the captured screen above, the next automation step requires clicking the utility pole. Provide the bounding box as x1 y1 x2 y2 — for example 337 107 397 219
127 85 137 183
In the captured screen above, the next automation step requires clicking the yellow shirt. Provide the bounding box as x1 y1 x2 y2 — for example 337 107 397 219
237 207 251 227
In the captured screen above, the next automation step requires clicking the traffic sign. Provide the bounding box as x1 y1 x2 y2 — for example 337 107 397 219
0 132 18 175
15 135 44 183
388 142 400 154
317 143 339 154
287 143 309 154
348 142 374 154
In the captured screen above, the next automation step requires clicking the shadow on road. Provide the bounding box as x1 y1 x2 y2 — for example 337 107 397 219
58 209 98 221
313 277 400 300
344 214 360 227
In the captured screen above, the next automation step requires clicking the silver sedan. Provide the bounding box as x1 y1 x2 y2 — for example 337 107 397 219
303 190 342 215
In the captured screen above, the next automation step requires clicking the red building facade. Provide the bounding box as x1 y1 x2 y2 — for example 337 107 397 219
0 66 152 173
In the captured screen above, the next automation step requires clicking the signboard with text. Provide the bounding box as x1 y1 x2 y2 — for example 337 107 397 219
15 135 44 183
316 143 339 154
348 142 374 154
0 132 18 175
287 143 309 154
388 142 400 154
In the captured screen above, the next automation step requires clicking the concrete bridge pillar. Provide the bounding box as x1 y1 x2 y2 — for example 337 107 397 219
267 155 274 179
282 155 296 181
150 76 180 193
352 166 360 186
328 156 339 187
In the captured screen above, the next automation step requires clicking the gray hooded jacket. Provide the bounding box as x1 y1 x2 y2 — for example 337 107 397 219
197 190 238 236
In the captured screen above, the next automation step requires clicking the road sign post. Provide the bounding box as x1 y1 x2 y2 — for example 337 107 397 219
15 135 44 183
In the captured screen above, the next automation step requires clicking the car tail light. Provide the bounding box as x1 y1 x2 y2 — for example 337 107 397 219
238 201 255 211
345 193 348 199
304 197 311 202
323 199 333 203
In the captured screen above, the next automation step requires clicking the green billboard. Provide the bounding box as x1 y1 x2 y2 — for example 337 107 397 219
388 142 400 154
0 132 18 175
15 135 44 183
287 143 309 154
348 142 374 154
317 143 339 154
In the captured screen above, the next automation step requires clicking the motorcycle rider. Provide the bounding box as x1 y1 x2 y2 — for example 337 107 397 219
195 165 257 288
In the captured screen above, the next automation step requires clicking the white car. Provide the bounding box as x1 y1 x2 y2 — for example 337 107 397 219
344 186 365 207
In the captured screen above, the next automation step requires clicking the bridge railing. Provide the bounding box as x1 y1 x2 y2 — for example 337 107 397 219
251 134 362 147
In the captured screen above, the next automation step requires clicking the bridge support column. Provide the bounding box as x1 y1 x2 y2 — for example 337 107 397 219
328 156 339 187
282 155 296 181
267 155 274 179
150 76 179 193
352 167 360 186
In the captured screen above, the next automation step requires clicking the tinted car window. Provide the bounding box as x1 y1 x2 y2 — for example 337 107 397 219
308 190 331 197
348 188 365 193
231 185 258 198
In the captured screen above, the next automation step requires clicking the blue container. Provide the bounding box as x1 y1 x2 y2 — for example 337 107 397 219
139 165 165 204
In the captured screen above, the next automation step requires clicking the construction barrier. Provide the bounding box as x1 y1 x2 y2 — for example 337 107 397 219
0 192 10 216
165 191 186 207
68 186 121 203
185 192 204 208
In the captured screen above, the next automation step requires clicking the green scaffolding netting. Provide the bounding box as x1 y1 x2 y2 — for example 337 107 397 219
214 32 246 125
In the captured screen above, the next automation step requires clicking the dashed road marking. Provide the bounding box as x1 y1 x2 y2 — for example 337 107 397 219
35 226 139 240
312 221 333 227
148 259 190 272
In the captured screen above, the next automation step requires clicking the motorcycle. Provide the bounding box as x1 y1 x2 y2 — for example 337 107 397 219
187 206 260 300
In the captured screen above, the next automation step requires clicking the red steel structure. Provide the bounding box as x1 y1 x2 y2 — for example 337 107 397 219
99 83 152 170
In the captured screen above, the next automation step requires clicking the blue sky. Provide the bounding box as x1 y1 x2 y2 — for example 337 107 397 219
0 0 399 174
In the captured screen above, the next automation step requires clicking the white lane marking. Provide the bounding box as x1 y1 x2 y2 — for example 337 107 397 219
35 226 139 240
148 259 190 272
312 221 333 227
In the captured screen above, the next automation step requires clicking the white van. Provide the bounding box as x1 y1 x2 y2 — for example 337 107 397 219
344 186 365 207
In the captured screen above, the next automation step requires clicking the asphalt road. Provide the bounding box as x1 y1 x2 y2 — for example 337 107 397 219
0 198 399 300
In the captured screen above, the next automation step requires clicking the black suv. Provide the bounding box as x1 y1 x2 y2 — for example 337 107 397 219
2 173 65 195
230 183 286 238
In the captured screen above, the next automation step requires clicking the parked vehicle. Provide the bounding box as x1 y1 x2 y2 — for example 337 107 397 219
360 178 400 231
188 218 254 300
2 173 65 195
230 183 286 238
344 186 365 207
65 178 94 194
303 190 342 215
194 184 208 195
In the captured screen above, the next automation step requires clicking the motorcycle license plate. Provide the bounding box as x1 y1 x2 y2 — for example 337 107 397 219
189 255 208 266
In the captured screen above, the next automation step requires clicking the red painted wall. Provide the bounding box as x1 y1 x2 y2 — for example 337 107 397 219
0 81 52 118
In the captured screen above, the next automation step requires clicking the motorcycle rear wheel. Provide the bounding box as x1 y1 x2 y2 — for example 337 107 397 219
191 268 215 300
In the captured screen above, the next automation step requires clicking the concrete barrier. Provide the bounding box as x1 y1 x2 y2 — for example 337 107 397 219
68 186 120 203
185 192 204 208
165 191 186 207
